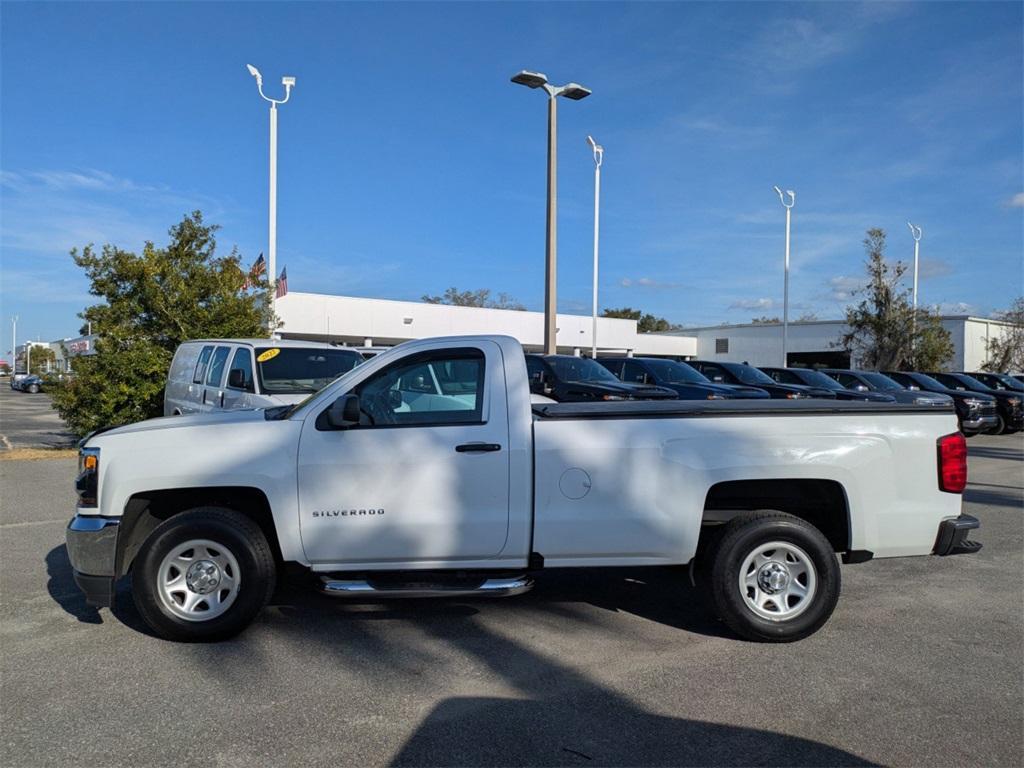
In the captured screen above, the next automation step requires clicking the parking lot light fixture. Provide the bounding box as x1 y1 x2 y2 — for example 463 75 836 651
773 185 796 367
587 136 604 359
907 221 923 366
511 70 593 354
246 64 296 333
10 316 17 374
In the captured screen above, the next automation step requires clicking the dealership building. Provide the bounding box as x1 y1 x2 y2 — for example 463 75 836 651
274 292 697 358
661 315 1012 371
24 293 1010 374
273 292 1009 371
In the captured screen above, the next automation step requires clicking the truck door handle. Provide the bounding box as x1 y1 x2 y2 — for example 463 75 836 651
455 443 502 453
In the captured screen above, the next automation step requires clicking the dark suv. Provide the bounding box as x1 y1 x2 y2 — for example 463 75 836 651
687 360 835 400
820 369 953 406
525 355 677 403
927 372 1022 435
597 357 769 400
883 371 999 436
964 372 1024 393
760 367 896 402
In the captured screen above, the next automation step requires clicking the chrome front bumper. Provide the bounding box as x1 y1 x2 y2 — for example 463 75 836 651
66 515 119 607
962 413 998 432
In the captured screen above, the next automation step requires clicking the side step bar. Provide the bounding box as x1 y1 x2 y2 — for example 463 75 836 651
320 575 533 599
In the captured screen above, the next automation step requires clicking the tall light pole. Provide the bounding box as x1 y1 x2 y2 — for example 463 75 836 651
773 185 796 367
246 64 295 332
907 221 923 367
511 70 592 354
587 135 604 359
907 222 922 311
10 316 17 374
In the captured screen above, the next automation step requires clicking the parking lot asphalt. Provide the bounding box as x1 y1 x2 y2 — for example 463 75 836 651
0 384 76 449
1 423 1021 766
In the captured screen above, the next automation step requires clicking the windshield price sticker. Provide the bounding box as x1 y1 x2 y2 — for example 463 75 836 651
257 348 281 363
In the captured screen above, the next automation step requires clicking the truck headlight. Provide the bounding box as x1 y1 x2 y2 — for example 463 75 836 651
1008 397 1021 407
602 394 626 401
706 393 725 400
76 447 100 507
963 398 984 409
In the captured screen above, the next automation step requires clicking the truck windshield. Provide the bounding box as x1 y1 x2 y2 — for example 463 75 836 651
548 357 621 384
731 364 777 386
255 347 362 394
643 359 710 384
796 370 844 390
861 372 903 391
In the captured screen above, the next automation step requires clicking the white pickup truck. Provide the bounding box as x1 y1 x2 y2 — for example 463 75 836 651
66 335 980 643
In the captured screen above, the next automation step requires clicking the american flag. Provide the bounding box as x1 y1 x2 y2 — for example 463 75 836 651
276 267 288 298
241 253 265 291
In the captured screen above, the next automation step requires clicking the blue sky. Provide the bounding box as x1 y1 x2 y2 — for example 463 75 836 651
2 1 1022 347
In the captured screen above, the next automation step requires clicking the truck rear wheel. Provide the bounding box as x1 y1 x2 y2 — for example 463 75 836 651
705 511 840 642
131 507 276 642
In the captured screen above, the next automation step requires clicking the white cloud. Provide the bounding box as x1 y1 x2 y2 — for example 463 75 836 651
728 297 775 310
620 276 680 289
933 301 978 316
919 258 953 279
826 275 863 302
1008 192 1024 208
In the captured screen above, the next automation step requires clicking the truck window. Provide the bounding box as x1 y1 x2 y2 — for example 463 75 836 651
193 346 213 384
354 349 485 427
525 356 547 383
206 346 231 387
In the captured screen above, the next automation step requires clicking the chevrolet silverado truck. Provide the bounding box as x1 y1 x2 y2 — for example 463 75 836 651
66 335 981 643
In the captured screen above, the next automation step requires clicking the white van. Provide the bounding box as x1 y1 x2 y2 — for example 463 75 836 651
163 339 364 416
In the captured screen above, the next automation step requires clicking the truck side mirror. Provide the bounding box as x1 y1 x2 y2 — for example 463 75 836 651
326 394 362 428
228 368 251 391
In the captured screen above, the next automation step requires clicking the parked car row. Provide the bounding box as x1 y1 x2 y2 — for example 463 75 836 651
158 338 1021 438
9 374 44 393
520 353 1020 437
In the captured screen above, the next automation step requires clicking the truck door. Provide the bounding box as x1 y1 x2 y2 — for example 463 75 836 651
296 342 511 565
202 346 231 410
221 347 255 410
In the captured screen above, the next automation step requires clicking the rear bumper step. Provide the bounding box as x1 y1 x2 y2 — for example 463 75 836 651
320 575 533 599
934 514 982 556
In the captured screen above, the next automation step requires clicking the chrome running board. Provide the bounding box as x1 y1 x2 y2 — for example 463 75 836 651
320 575 533 599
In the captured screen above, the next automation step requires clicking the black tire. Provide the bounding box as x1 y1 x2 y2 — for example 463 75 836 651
995 415 1008 435
705 510 840 642
131 506 276 642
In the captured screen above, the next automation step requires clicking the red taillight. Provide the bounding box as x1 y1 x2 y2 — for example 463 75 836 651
937 432 967 494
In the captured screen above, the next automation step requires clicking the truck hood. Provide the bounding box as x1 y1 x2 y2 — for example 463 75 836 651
87 408 268 442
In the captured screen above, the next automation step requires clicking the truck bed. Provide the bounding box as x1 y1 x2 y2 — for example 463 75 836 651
532 399 955 419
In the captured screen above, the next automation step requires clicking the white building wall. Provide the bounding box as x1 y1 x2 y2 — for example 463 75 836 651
275 292 697 357
667 316 1011 370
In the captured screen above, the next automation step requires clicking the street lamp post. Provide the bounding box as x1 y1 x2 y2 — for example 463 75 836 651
511 70 592 355
10 316 17 374
587 135 603 359
773 185 796 367
907 221 923 366
246 64 295 332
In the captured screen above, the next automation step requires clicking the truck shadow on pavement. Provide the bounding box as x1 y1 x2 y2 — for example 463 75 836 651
268 580 874 767
44 544 149 633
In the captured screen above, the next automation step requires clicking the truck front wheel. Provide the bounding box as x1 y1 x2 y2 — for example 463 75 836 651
705 511 840 642
131 507 276 642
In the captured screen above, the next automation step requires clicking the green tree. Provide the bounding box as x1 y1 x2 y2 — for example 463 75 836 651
27 346 56 375
601 307 678 333
50 212 274 435
836 228 953 370
982 297 1024 372
751 316 780 324
421 287 526 311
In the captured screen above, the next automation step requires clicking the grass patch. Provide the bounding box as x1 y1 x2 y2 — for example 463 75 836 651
0 448 77 461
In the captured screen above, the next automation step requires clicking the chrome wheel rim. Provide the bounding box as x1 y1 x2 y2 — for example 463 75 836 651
738 541 817 621
156 539 240 622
